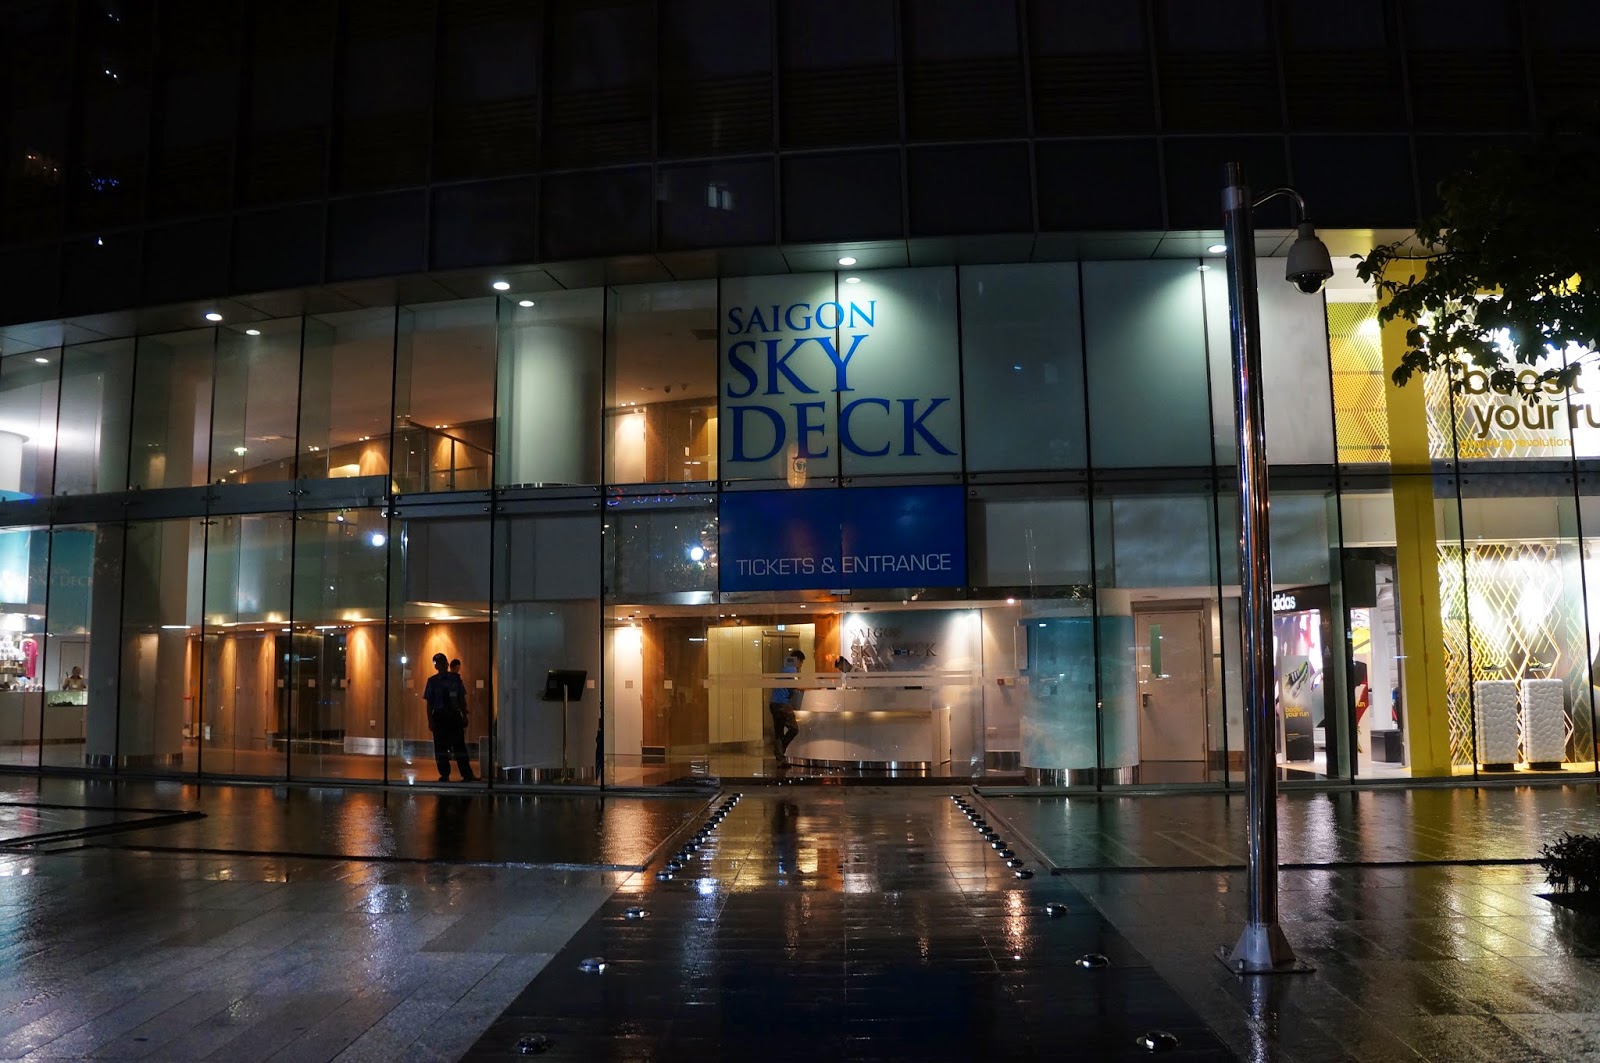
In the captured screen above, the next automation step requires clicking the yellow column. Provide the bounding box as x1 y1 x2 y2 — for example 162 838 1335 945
1379 269 1454 775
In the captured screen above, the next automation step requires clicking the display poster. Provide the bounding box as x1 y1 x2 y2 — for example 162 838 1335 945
1273 608 1323 763
717 485 966 593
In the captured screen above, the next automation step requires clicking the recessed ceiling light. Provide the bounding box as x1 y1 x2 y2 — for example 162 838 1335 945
837 256 857 266
33 356 48 364
1207 243 1227 254
244 328 261 336
204 312 223 322
518 299 535 307
844 276 861 284
1196 264 1211 272
492 280 511 291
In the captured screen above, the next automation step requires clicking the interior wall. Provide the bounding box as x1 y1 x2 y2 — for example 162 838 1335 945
608 624 643 757
399 621 492 741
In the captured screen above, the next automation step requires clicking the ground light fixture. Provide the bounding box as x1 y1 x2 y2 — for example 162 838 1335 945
1218 161 1325 976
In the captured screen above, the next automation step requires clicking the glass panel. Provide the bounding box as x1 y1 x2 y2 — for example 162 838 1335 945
290 507 390 781
494 512 602 782
973 495 1091 590
55 340 133 496
605 496 716 783
606 281 718 484
394 299 497 493
297 308 395 482
214 320 302 485
1093 484 1222 785
1340 489 1411 779
118 518 203 775
0 349 60 499
498 289 604 487
960 264 1086 472
1441 477 1592 775
201 512 293 778
604 495 717 603
717 274 842 482
1084 261 1211 468
969 492 1095 783
130 329 215 490
0 525 46 768
1264 491 1344 780
1328 297 1388 465
41 524 105 770
838 268 962 477
388 512 491 785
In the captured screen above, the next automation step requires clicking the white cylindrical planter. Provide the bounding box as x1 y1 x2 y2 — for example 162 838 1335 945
1520 678 1567 766
1473 679 1519 768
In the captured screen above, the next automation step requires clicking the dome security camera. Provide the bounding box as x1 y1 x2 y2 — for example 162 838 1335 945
1284 222 1333 295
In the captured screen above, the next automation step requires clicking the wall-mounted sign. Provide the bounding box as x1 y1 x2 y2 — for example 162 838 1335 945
718 485 966 592
1272 592 1298 612
719 272 961 480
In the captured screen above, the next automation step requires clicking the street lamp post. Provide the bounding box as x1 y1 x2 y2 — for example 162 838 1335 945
1219 161 1329 975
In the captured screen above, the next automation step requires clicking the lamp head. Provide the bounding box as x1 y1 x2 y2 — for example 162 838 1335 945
1285 221 1333 294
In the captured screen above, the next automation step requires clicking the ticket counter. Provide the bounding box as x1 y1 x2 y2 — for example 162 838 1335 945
788 676 953 770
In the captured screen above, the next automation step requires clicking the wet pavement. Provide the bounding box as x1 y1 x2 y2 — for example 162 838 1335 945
983 783 1600 868
0 777 709 1061
464 789 1233 1062
0 776 1595 1059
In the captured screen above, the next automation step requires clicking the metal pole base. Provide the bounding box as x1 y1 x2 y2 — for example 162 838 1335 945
1217 924 1313 975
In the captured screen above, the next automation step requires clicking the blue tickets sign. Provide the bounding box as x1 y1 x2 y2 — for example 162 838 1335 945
718 486 966 592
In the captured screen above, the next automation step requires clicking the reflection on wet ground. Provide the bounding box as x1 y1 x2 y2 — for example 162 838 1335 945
0 775 708 868
465 789 1233 1061
985 784 1600 868
0 776 711 1061
0 775 1597 1060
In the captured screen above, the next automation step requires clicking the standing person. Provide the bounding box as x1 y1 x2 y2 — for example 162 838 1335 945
768 648 804 765
424 653 476 781
449 658 468 728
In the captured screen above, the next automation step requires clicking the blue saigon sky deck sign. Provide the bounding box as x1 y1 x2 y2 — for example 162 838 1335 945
718 486 966 593
719 272 962 480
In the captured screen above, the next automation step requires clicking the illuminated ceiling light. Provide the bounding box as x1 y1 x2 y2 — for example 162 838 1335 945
369 532 386 548
1207 243 1228 254
33 356 48 364
233 446 248 455
519 299 536 308
837 256 857 266
1196 264 1211 272
492 280 511 291
245 328 261 336
844 276 861 284
204 311 223 322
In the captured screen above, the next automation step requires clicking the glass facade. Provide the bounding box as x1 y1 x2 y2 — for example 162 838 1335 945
0 260 1590 788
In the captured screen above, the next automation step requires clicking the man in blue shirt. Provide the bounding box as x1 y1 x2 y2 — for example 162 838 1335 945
769 648 804 764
